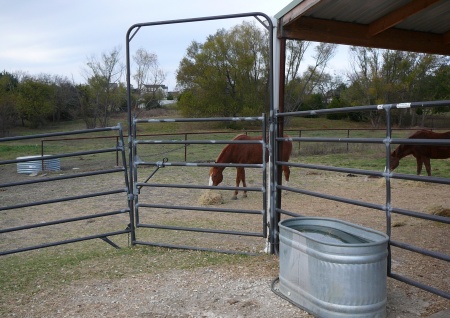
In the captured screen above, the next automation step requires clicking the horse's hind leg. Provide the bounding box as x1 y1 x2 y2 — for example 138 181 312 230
232 168 241 200
282 166 290 183
240 167 247 198
416 156 424 175
423 157 432 176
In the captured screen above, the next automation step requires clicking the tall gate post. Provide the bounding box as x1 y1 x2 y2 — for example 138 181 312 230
125 27 136 244
268 18 283 255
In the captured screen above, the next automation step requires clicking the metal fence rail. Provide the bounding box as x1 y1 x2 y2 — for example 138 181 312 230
0 124 132 256
274 99 450 299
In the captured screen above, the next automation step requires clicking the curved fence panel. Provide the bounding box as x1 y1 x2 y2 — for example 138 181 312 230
0 125 132 256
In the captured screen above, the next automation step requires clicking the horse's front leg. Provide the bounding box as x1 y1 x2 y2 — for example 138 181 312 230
233 167 247 199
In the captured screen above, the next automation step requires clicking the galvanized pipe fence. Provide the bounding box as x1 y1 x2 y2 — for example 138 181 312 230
0 124 132 256
39 130 264 166
274 99 450 299
38 128 450 166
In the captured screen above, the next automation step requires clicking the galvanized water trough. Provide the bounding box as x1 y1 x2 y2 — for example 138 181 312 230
278 217 389 318
16 155 60 174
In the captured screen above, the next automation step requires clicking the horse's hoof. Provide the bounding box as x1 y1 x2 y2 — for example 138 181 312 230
243 194 247 198
231 196 238 200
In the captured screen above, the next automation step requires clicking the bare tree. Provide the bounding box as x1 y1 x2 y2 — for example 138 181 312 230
81 46 124 127
284 41 337 114
285 40 311 84
132 48 166 114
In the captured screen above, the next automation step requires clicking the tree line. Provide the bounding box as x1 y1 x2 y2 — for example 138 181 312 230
176 21 449 127
2 22 449 136
1 46 167 136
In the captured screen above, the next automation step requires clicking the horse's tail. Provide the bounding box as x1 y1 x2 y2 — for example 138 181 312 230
283 135 293 160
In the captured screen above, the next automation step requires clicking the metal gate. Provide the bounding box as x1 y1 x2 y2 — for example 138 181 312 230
129 116 268 254
124 12 274 254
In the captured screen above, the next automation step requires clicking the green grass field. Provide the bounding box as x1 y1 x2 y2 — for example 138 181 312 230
2 111 449 176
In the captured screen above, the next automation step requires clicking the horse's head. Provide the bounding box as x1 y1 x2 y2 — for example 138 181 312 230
209 166 223 186
390 149 400 171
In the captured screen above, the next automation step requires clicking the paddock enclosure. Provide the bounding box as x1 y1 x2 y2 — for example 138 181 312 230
1 4 450 314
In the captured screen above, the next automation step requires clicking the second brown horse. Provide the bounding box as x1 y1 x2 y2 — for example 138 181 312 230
390 130 450 176
209 134 292 199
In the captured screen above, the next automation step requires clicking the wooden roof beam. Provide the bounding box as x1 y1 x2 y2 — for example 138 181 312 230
279 0 321 27
368 0 442 36
279 17 450 55
444 31 450 44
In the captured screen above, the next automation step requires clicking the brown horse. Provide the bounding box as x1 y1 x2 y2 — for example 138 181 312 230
209 134 292 199
390 130 450 176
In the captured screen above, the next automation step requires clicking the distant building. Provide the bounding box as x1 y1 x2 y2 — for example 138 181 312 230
142 84 168 97
137 84 171 109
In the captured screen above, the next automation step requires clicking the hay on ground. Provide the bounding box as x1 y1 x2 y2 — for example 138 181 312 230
198 190 223 205
425 205 450 217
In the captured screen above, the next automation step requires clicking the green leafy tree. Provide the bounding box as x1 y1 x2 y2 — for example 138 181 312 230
16 78 53 128
176 21 269 119
51 75 79 121
344 47 449 127
326 97 348 120
0 72 19 136
413 62 450 115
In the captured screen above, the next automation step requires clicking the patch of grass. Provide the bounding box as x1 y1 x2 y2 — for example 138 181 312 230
294 150 450 178
0 144 41 157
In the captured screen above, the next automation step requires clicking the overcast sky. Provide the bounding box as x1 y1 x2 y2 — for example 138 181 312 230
2 0 350 90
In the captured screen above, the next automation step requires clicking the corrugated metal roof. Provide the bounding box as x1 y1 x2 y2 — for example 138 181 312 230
275 0 450 55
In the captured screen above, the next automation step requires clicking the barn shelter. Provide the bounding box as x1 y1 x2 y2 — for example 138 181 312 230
271 0 450 224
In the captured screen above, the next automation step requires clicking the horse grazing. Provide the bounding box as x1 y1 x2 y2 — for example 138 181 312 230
209 134 292 199
390 130 450 176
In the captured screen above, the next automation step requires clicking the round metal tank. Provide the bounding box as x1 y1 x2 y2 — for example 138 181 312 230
16 155 60 174
278 217 389 318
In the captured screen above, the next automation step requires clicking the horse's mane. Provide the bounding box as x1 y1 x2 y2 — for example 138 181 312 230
215 143 231 163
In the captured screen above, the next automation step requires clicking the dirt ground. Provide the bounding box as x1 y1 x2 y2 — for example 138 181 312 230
1 161 449 317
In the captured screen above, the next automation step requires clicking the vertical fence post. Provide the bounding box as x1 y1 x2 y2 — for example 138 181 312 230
298 130 302 154
347 129 350 152
184 133 188 162
385 106 393 276
41 140 45 171
116 136 119 166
